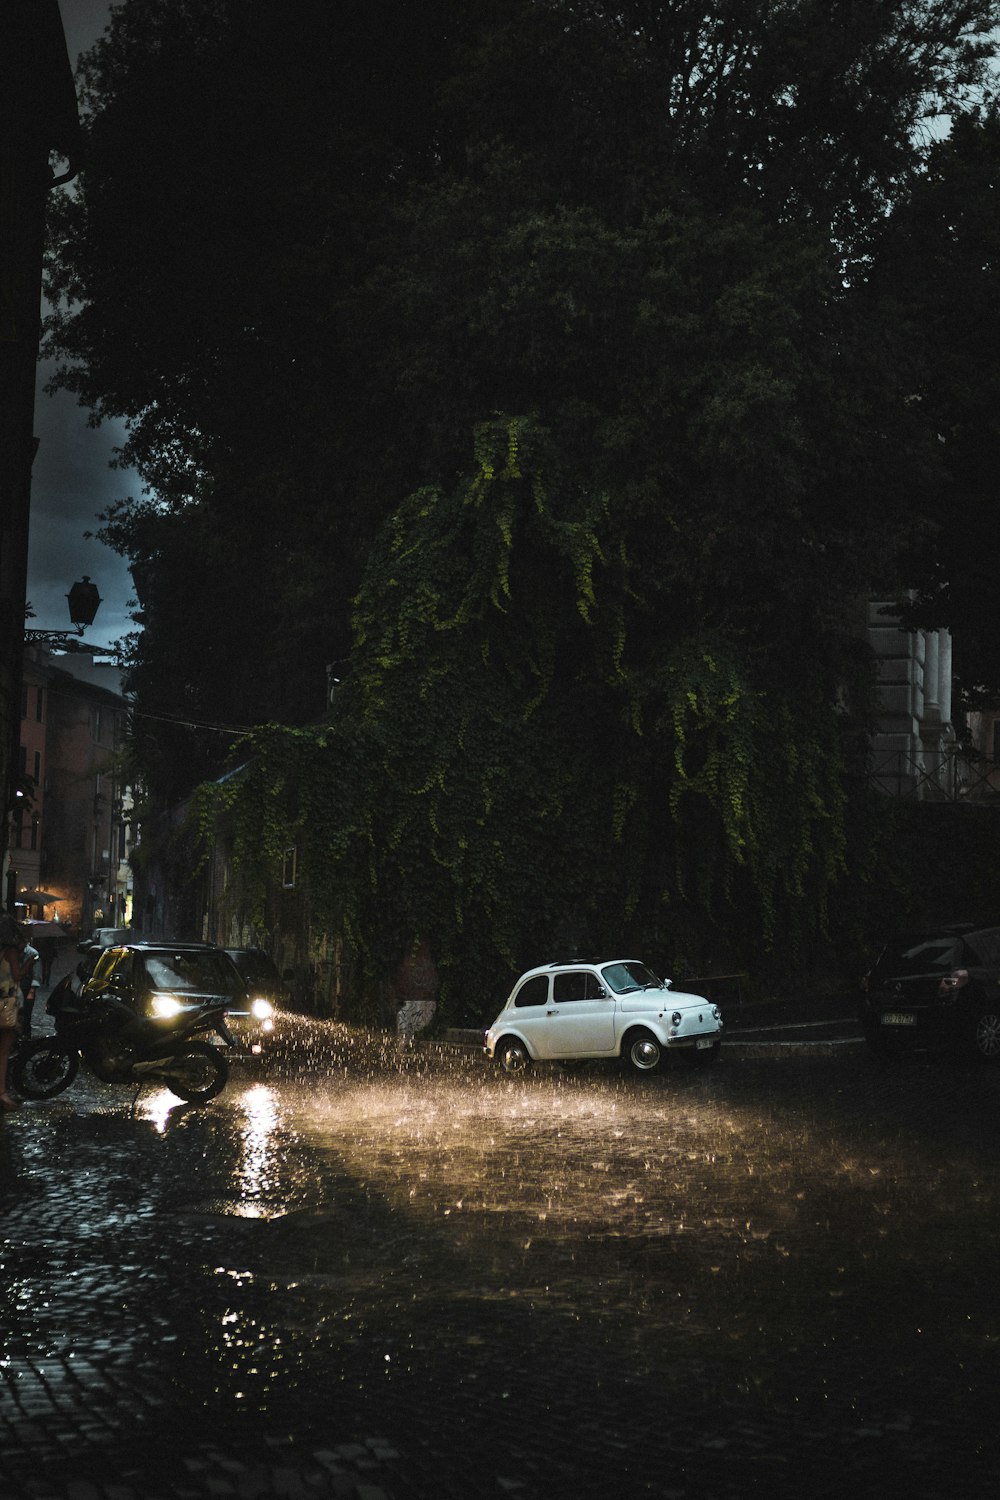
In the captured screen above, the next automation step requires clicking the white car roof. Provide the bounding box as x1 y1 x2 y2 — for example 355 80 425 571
517 958 644 980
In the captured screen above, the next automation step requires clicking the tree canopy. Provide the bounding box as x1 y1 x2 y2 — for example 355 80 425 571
42 0 1000 1005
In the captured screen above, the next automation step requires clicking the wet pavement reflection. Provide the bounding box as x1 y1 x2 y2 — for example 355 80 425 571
2 1024 1000 1498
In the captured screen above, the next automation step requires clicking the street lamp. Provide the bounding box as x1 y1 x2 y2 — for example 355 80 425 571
25 576 106 649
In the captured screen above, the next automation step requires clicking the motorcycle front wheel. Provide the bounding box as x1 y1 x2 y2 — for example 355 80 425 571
12 1039 79 1099
152 1042 228 1103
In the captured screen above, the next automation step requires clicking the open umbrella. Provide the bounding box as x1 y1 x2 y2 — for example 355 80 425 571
25 919 71 940
17 890 63 907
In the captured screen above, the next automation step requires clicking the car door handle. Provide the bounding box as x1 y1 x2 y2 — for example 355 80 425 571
546 1008 558 1015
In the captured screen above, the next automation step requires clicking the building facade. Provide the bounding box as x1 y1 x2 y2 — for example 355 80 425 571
8 645 133 934
0 1 80 910
866 600 958 799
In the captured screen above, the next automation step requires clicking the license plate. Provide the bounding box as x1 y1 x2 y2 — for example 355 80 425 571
882 1012 916 1027
695 1037 715 1050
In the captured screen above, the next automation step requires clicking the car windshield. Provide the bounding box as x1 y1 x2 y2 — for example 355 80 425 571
873 936 963 977
139 950 243 996
600 961 662 994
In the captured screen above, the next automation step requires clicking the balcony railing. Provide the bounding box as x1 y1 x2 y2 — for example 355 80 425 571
866 748 1000 802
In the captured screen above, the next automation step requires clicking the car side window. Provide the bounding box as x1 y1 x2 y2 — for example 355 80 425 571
92 950 117 983
553 970 603 1002
107 952 133 986
514 975 549 1007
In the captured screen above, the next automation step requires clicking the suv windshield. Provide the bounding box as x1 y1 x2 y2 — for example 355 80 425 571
138 950 243 996
601 961 661 994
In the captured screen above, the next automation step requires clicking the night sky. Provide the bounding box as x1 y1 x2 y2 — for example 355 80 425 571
27 0 135 649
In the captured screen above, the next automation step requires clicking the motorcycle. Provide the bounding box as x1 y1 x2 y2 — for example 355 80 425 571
12 978 230 1104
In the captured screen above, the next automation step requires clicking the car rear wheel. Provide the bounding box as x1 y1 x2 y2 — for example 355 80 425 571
496 1038 531 1076
971 1009 1000 1061
623 1029 663 1074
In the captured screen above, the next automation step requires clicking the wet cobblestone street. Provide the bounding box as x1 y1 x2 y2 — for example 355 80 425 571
2 1024 1000 1500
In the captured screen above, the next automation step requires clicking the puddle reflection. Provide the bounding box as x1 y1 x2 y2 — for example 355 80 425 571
235 1084 281 1213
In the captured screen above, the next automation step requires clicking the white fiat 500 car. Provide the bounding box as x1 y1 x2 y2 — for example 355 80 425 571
485 959 723 1075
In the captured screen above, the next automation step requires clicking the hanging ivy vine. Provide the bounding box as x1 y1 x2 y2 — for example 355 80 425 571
189 416 853 1022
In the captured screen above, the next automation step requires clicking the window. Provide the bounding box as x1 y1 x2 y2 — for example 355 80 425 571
876 938 961 976
282 847 297 888
966 930 1000 969
99 950 132 986
92 950 117 983
553 970 604 1002
601 961 661 994
140 950 242 997
514 975 549 1008
35 687 43 723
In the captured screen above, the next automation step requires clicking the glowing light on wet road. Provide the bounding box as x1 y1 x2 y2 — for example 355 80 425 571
235 1084 281 1215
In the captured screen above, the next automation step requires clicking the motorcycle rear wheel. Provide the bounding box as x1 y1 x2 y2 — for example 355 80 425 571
151 1042 228 1103
12 1039 79 1099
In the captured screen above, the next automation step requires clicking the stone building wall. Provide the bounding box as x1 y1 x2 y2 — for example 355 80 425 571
867 601 955 798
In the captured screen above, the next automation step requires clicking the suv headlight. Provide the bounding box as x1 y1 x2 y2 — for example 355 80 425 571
151 995 183 1019
251 997 274 1020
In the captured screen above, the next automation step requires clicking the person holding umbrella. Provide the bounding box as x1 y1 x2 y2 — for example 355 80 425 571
18 935 39 1040
28 921 64 984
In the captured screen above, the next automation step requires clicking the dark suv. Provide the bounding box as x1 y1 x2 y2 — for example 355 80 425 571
859 924 1000 1061
81 942 275 1058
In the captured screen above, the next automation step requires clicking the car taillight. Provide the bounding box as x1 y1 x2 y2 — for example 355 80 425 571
938 969 969 996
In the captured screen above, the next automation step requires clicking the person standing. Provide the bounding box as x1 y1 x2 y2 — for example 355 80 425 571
0 917 25 1110
36 934 57 985
18 939 39 1040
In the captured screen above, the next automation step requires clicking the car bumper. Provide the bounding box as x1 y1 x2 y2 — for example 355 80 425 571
860 1000 951 1046
666 1030 723 1051
221 1015 280 1058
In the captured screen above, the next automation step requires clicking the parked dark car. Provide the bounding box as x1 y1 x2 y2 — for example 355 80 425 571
859 924 1000 1061
81 941 275 1058
224 948 290 1008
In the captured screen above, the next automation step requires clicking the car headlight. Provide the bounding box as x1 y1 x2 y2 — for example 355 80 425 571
671 1011 682 1027
712 1006 721 1022
251 997 274 1020
151 995 183 1019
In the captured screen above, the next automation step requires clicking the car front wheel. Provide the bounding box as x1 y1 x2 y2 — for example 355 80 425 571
623 1029 663 1074
496 1038 531 1075
971 1009 1000 1061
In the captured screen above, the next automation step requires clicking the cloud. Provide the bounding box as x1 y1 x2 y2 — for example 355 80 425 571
26 4 135 649
27 363 138 647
